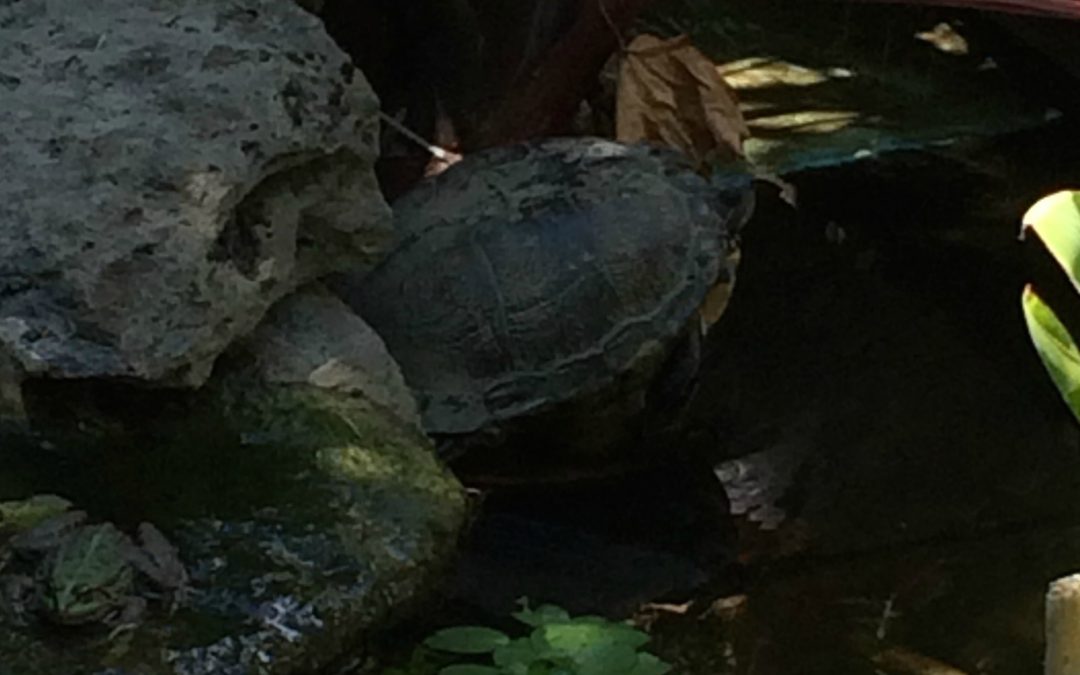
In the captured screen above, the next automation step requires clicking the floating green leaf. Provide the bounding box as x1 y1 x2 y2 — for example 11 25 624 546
1022 286 1080 422
438 666 503 675
399 602 671 675
425 627 511 655
569 616 608 626
575 643 640 675
628 653 673 675
494 638 542 670
532 621 650 657
513 599 572 628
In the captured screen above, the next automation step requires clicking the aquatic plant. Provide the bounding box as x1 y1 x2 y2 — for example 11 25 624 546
384 599 671 675
1021 190 1080 421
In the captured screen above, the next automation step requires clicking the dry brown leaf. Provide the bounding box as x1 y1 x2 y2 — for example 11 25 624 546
616 34 749 168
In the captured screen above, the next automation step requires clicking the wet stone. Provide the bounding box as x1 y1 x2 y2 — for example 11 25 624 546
0 292 466 674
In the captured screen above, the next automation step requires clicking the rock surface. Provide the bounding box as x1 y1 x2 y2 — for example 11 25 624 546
0 0 392 388
0 292 466 675
242 285 422 432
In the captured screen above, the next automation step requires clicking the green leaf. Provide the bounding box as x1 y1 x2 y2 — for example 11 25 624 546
590 623 649 649
1022 286 1080 423
570 616 607 626
437 666 503 675
513 602 571 627
1023 191 1080 297
531 622 650 658
425 627 511 655
575 643 640 675
494 638 542 669
628 653 673 675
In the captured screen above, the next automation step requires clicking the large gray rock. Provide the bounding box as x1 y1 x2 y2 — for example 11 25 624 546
0 0 392 388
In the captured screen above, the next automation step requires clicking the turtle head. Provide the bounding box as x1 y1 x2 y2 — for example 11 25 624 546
707 168 756 236
696 167 754 332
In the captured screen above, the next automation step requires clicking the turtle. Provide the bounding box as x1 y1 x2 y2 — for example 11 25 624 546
334 137 755 480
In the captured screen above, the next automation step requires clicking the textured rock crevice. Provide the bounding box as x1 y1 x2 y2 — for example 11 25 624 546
0 0 392 390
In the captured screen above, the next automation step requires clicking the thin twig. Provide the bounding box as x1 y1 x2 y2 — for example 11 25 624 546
598 0 628 52
377 111 456 161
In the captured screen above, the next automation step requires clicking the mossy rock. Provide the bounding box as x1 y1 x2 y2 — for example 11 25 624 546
0 292 466 675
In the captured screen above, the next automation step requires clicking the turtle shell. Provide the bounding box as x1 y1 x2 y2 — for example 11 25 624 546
339 137 753 444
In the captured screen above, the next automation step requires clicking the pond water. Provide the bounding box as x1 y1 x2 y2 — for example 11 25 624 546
389 119 1080 675
644 121 1080 675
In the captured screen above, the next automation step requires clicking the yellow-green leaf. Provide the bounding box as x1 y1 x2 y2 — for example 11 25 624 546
1022 285 1080 423
1022 191 1080 297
